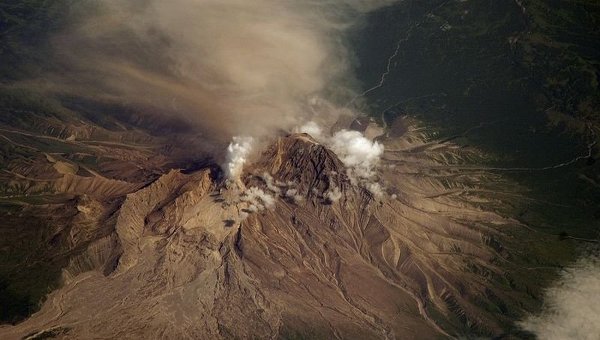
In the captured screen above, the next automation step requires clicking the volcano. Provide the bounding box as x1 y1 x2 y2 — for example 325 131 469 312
0 125 546 339
1 1 599 338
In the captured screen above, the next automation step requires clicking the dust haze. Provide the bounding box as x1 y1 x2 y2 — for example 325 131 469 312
46 0 395 142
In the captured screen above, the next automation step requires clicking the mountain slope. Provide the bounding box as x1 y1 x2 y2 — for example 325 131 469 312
0 125 558 339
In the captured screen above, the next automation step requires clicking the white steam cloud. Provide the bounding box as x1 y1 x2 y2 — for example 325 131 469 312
241 187 276 211
224 136 254 180
325 186 343 203
520 254 600 340
284 188 304 203
329 129 384 179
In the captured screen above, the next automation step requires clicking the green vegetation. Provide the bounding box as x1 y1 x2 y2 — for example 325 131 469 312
0 201 75 324
355 0 600 237
0 0 71 80
0 87 73 120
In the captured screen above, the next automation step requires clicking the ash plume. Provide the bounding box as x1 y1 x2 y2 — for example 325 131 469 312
42 0 396 143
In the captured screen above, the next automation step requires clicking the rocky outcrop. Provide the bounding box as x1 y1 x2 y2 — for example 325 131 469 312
54 174 143 198
249 134 348 191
